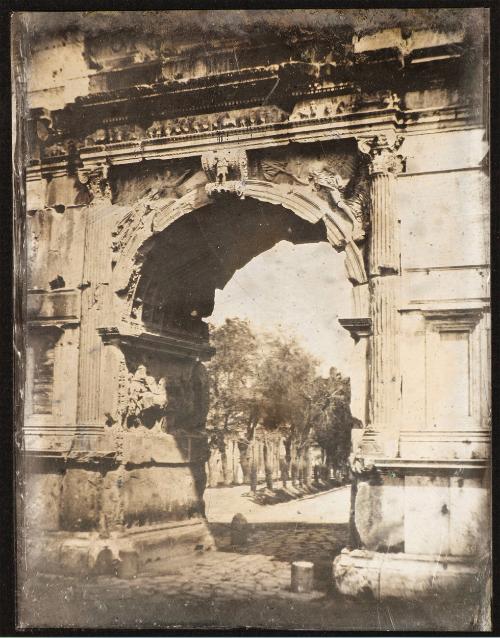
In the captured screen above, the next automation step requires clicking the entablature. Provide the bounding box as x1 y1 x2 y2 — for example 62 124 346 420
28 104 475 182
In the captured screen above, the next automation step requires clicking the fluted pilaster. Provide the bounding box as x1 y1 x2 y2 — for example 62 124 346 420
77 165 113 429
358 134 405 456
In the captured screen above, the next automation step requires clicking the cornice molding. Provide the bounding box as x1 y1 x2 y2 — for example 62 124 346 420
28 105 477 179
98 326 215 361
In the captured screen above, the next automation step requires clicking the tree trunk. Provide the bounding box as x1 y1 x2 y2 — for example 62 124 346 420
282 437 291 488
232 440 239 484
298 447 305 487
250 438 258 494
263 434 274 490
238 440 251 484
220 442 231 486
304 446 312 487
291 443 298 487
207 450 219 488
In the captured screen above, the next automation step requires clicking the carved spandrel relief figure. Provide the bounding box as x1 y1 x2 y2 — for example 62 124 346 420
156 168 192 200
112 165 195 254
309 158 369 243
261 159 310 186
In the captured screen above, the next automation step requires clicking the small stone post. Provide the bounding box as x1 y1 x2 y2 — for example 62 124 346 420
291 561 314 593
230 513 249 546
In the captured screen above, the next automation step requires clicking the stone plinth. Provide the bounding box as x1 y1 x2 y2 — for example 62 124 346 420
333 549 478 601
334 460 490 601
25 518 215 578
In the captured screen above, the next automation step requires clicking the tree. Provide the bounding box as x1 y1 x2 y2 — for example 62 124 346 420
206 318 259 486
206 320 356 492
255 334 319 488
311 367 354 481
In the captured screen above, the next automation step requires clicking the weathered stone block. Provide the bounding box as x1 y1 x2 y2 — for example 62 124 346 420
334 549 477 601
354 480 404 550
230 513 249 546
404 474 450 555
60 467 102 530
120 465 202 527
116 549 139 579
24 470 62 531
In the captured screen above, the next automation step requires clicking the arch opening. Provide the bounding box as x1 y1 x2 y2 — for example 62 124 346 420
132 197 330 340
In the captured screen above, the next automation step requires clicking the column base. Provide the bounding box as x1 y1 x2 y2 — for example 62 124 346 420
333 548 477 601
24 518 215 578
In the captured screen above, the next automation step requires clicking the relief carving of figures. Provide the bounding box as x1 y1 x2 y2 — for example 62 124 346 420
202 148 248 197
259 149 370 242
309 161 370 242
123 364 169 430
112 164 195 255
145 106 287 140
289 95 357 120
166 362 209 432
152 167 193 205
261 159 310 186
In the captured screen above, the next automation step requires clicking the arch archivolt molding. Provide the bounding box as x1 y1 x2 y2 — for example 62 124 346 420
109 142 371 322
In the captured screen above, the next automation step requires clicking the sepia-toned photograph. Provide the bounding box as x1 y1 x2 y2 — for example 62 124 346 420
12 8 491 631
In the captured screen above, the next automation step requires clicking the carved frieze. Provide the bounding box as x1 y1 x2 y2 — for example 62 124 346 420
290 95 357 121
145 105 287 140
289 91 401 123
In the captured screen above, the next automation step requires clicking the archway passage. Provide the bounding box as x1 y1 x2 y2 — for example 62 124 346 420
126 196 356 576
134 197 328 340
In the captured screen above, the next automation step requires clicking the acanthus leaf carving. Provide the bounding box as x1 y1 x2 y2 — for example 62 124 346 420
357 133 406 176
78 162 112 201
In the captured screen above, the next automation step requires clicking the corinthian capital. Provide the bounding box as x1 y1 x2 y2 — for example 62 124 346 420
78 162 112 202
357 133 405 176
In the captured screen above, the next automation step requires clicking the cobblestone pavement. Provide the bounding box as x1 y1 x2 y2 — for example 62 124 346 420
19 486 480 631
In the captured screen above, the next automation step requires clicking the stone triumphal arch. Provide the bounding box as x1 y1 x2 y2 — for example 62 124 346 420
21 17 489 600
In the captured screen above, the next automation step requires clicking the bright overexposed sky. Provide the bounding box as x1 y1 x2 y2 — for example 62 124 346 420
209 240 356 380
